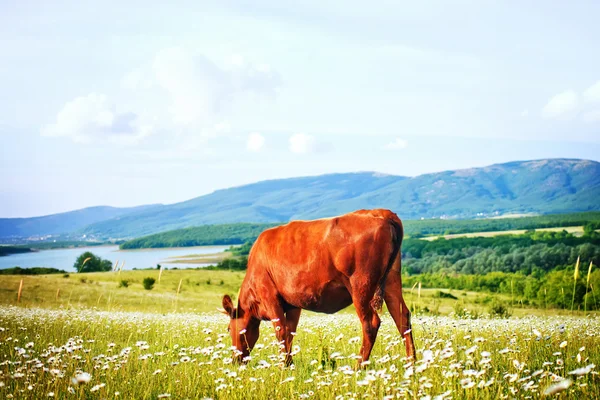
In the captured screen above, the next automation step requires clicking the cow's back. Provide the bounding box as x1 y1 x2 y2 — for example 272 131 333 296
245 210 400 313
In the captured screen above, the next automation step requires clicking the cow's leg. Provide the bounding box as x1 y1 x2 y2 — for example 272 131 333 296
383 272 416 360
352 294 381 365
282 308 301 365
262 302 295 366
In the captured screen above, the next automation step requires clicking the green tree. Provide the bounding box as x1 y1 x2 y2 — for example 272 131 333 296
73 252 112 273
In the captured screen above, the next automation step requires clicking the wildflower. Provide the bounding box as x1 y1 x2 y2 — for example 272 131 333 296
157 394 172 398
543 379 572 396
422 350 433 363
568 364 595 376
153 369 162 375
280 376 295 384
71 372 91 385
559 341 568 348
90 383 105 392
48 393 54 397
460 378 475 389
433 390 452 400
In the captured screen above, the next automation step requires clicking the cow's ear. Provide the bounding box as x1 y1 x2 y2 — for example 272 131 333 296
222 295 234 317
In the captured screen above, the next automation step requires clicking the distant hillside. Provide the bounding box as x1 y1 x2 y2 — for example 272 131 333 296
120 223 279 249
0 205 160 239
119 211 600 249
82 158 600 238
2 158 599 240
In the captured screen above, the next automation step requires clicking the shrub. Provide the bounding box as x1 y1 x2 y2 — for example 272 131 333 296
143 277 156 290
63 274 70 278
206 279 211 285
489 301 512 318
118 280 129 288
453 301 481 319
79 278 87 284
434 290 458 300
216 257 248 271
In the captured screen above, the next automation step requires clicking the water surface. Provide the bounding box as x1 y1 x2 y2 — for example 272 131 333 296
0 245 229 272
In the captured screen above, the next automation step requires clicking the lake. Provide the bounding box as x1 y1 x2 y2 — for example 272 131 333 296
0 245 230 272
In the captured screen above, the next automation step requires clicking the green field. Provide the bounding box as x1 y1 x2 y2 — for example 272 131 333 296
421 226 585 241
0 268 582 317
0 270 599 398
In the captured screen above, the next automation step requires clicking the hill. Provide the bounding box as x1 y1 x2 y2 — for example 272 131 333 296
2 158 599 240
82 158 600 238
0 205 161 240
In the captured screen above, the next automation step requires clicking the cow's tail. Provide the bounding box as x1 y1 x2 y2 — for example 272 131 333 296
370 218 403 311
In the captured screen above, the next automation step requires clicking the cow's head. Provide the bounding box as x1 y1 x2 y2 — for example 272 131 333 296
221 294 260 363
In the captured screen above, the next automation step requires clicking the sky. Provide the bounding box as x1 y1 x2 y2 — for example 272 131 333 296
1 1 599 218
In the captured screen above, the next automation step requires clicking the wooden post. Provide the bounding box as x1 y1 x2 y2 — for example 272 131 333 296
17 279 23 303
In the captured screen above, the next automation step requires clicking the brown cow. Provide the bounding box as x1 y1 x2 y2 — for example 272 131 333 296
220 209 416 365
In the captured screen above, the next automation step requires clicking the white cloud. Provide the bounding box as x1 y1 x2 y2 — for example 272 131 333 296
41 93 152 144
384 138 409 150
246 132 265 152
542 90 578 119
521 109 529 117
152 47 281 126
584 81 600 103
45 48 281 148
289 133 315 154
121 67 154 90
582 109 600 123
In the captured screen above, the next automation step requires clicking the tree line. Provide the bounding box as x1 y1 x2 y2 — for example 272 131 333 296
402 229 599 276
117 212 600 250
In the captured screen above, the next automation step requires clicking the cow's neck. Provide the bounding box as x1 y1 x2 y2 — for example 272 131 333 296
238 284 261 320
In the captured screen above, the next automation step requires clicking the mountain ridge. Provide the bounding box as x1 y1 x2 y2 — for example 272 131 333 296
2 158 599 240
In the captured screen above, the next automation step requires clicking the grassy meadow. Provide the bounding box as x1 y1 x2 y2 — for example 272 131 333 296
0 269 570 317
0 269 599 399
